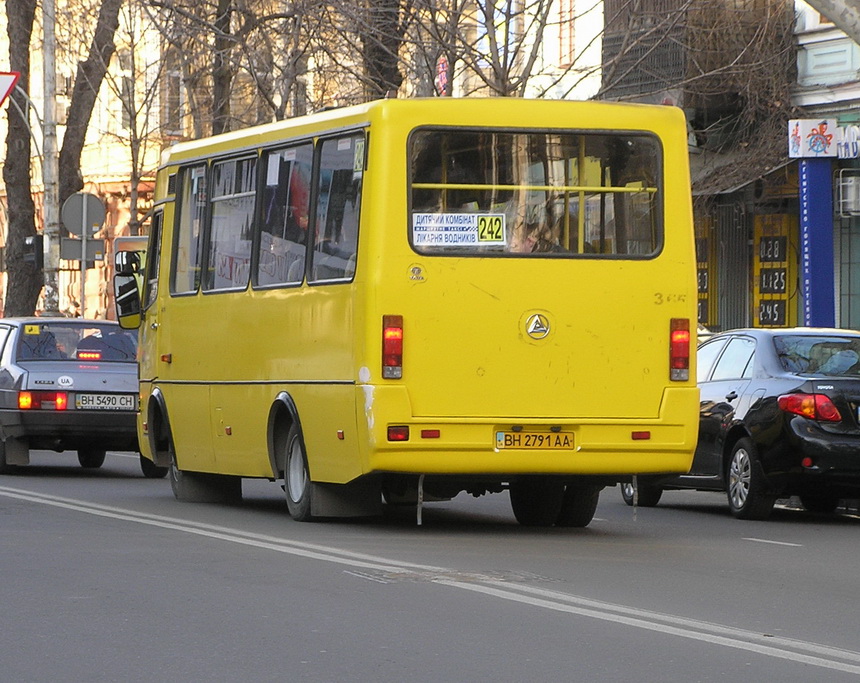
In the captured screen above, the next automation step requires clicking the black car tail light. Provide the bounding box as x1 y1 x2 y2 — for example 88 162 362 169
777 393 841 422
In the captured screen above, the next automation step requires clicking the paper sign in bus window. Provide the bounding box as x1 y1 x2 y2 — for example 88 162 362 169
413 213 506 247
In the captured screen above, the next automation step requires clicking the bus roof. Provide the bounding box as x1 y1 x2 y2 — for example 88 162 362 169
158 97 686 169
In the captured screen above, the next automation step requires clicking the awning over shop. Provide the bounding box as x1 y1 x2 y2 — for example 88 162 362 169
690 146 792 197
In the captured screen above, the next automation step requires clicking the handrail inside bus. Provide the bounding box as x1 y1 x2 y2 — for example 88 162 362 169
411 183 657 194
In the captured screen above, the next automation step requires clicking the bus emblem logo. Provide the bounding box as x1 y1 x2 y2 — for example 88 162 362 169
525 314 550 339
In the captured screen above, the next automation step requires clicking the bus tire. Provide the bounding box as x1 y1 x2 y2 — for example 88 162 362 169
620 480 663 507
284 423 313 521
140 454 168 479
78 448 106 469
509 477 564 526
555 485 600 527
168 435 241 504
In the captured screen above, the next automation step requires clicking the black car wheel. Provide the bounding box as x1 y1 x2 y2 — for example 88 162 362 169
620 479 663 507
78 448 106 469
726 438 776 520
800 494 840 514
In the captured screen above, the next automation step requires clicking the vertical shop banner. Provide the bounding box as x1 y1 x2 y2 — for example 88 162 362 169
799 159 835 327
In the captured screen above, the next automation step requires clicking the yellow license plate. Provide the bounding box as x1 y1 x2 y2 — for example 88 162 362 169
495 431 575 450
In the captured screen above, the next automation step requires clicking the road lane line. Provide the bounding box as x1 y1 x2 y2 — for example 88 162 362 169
0 485 447 573
743 537 803 547
437 580 860 674
1 484 857 675
475 581 860 665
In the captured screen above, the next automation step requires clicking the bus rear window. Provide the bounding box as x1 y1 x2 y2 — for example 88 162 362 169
409 128 662 258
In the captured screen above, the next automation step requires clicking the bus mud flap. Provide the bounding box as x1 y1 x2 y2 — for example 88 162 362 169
310 477 382 518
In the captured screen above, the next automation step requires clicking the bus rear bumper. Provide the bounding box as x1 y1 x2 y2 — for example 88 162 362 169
365 390 699 478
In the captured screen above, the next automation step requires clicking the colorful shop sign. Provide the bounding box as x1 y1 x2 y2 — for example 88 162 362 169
788 119 837 158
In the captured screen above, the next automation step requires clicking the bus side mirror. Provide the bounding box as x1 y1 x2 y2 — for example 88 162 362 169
114 274 142 329
115 250 142 275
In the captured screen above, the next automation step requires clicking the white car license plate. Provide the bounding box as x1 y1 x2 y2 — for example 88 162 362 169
76 393 137 411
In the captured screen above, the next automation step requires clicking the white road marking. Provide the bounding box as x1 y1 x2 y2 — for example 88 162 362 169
1 484 858 675
743 537 803 547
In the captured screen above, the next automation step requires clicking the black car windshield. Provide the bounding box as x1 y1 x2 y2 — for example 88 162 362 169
16 323 137 362
774 335 860 376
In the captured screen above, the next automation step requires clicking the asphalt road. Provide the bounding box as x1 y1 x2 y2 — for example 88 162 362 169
2 450 860 682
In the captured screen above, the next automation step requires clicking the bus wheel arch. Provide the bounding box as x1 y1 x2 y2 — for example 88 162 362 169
268 393 301 479
268 394 314 521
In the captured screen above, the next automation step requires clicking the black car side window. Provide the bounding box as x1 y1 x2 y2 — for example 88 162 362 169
697 338 728 383
711 337 756 381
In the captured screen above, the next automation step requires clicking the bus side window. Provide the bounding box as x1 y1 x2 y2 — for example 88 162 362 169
256 144 312 287
310 134 363 283
204 156 256 291
171 164 207 295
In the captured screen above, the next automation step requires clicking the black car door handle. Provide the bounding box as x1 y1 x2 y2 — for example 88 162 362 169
725 391 738 401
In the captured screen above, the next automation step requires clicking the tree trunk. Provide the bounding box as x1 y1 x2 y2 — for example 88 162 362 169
212 0 233 135
57 0 123 209
3 0 44 316
362 0 405 99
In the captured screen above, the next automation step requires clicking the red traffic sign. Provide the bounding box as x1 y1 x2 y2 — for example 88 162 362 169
0 72 20 108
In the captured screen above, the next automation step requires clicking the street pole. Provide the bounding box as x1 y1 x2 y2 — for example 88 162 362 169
42 0 60 314
80 201 87 318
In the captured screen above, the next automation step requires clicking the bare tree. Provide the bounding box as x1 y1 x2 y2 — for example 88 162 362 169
3 0 44 316
57 0 124 208
101 3 172 236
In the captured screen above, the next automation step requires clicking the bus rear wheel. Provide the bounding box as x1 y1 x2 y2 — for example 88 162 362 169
168 434 241 504
284 424 313 521
555 485 600 527
509 477 565 526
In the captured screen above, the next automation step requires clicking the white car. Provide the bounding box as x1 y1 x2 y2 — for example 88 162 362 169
0 317 165 478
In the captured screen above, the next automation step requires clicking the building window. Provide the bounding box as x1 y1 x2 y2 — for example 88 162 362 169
559 0 576 68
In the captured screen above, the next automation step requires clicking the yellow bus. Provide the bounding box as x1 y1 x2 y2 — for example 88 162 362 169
115 97 699 527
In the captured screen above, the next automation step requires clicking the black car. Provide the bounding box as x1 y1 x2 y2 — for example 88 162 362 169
622 327 860 519
0 317 166 478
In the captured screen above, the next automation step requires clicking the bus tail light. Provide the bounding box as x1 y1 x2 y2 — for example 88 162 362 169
669 318 690 381
18 391 68 410
388 426 410 441
778 393 842 422
382 315 403 379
